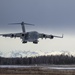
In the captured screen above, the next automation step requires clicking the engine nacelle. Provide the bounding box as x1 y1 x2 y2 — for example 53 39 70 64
50 35 54 39
11 34 15 38
21 34 25 37
42 34 47 38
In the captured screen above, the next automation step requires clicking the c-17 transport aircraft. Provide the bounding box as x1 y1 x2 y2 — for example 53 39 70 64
0 22 63 44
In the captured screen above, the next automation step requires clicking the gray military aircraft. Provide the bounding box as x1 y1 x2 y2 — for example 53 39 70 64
0 22 63 44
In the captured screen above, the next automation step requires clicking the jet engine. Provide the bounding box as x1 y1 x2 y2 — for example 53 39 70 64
49 35 54 39
42 34 47 38
11 34 15 38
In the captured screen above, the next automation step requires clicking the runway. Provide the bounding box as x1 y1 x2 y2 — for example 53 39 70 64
0 65 75 70
43 66 75 70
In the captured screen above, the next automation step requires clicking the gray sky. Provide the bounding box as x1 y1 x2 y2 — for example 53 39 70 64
0 0 75 34
0 0 75 56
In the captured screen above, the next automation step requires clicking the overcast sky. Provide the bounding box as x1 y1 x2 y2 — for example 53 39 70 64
0 0 75 56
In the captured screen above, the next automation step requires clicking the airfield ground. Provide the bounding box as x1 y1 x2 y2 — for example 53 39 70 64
0 65 75 75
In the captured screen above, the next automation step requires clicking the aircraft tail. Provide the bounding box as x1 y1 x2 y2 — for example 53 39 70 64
9 22 34 33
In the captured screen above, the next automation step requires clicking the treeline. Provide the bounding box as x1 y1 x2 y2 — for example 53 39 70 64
0 54 75 65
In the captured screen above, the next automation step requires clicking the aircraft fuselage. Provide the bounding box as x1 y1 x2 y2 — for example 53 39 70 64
22 31 39 44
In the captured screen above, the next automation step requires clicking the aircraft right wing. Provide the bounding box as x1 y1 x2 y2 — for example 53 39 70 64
39 33 63 39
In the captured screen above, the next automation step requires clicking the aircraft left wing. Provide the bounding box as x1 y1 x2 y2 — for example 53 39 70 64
0 33 23 38
39 33 63 39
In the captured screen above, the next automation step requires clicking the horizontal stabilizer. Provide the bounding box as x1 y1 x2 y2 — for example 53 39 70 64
8 21 34 33
8 22 34 26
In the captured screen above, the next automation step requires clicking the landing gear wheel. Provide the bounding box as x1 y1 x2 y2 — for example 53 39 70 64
33 41 38 44
22 41 27 43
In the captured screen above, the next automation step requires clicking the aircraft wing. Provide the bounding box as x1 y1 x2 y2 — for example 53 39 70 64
0 33 23 38
39 33 63 39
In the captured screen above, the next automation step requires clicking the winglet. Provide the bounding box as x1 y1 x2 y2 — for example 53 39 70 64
62 34 64 38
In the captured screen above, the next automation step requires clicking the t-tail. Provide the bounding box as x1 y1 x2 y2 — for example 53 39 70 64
9 21 34 33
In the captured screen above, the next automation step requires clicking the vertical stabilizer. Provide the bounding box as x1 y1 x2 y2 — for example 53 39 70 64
9 21 34 33
21 22 26 33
